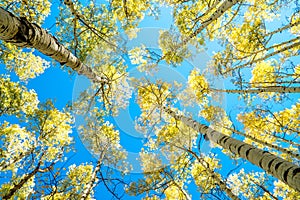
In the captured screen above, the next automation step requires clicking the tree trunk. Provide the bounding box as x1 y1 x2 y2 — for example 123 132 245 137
159 0 240 63
2 164 40 199
225 39 300 74
80 153 104 200
163 106 300 192
226 127 300 160
265 20 300 37
174 145 240 200
211 86 300 93
63 0 120 51
184 0 240 43
0 7 106 83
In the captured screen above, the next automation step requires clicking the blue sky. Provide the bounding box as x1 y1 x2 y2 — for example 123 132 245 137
1 1 300 199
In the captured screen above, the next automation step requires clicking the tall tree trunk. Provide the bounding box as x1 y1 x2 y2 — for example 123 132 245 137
225 126 300 160
184 0 240 44
63 0 120 51
160 0 240 63
0 7 106 83
2 163 40 200
211 86 300 93
2 152 54 200
163 106 300 192
265 20 300 37
80 153 105 200
225 39 300 74
173 144 240 200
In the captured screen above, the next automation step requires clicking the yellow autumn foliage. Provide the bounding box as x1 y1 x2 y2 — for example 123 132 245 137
164 185 187 200
191 156 221 193
188 69 210 105
0 77 39 116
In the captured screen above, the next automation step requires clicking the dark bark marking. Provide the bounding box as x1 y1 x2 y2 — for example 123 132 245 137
219 135 229 145
274 161 284 171
245 147 255 159
267 157 276 171
283 166 294 183
237 143 246 154
258 151 269 168
292 167 300 177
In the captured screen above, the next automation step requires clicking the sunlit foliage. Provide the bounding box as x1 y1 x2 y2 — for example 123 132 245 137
0 0 299 199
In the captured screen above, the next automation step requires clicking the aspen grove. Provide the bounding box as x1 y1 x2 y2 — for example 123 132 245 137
0 0 299 199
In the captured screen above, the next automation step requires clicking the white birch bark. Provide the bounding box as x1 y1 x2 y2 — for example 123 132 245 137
63 0 120 51
226 39 300 74
227 127 300 160
80 152 105 200
175 146 240 200
265 20 300 37
163 106 300 192
0 7 107 83
183 0 240 44
211 86 300 93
